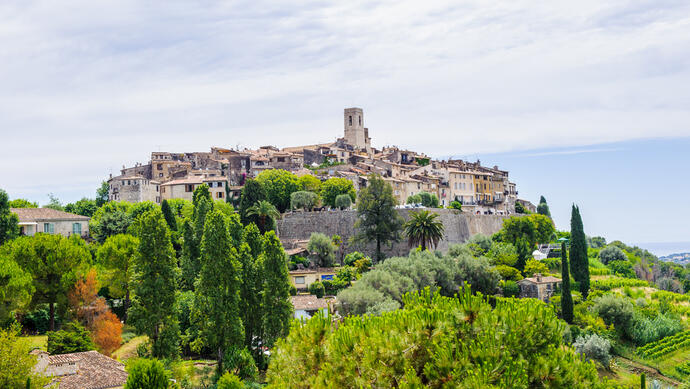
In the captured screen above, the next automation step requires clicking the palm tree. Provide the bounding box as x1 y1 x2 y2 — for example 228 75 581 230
246 200 281 233
404 210 444 251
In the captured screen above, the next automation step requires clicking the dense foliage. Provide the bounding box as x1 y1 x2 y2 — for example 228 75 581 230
268 288 610 388
353 174 403 261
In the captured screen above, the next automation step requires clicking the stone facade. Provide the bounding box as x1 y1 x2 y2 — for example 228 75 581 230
277 209 507 258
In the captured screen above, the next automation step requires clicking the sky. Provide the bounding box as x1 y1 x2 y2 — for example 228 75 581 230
1 1 689 252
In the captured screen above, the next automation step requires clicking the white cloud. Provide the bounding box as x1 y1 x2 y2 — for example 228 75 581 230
1 0 690 202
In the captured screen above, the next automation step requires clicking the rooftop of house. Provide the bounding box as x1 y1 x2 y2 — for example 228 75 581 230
291 295 329 311
288 267 338 275
11 208 90 222
34 350 127 389
518 274 562 284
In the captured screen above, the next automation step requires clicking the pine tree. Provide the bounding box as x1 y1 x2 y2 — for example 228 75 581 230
160 200 177 231
353 174 403 262
560 242 574 324
180 197 213 291
537 196 551 218
569 205 590 299
129 209 179 358
261 231 293 351
193 210 243 373
515 238 530 272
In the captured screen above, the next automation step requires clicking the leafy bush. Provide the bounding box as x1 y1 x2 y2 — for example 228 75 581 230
501 280 520 297
223 347 258 382
486 242 518 266
541 257 561 270
289 285 297 296
629 313 682 346
467 234 492 254
406 194 422 205
268 288 609 388
217 372 244 389
599 246 627 265
494 265 523 281
417 191 439 208
290 191 319 211
656 277 684 294
573 334 611 368
335 194 352 210
47 322 96 354
124 358 169 389
309 281 325 298
607 260 636 278
592 294 634 334
523 259 549 277
449 201 462 211
307 233 336 267
344 251 366 266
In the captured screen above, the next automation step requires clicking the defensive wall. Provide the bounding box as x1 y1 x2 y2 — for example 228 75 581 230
276 209 508 258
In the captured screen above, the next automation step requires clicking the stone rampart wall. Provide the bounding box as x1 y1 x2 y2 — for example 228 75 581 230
276 209 508 258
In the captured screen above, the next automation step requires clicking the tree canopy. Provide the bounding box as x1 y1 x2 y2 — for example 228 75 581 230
320 177 356 208
0 189 19 245
255 169 300 213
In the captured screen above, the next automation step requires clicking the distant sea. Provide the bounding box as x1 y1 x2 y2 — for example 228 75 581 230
634 241 690 257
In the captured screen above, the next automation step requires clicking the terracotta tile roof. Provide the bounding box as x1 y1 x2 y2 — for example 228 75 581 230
160 176 204 186
11 208 90 221
291 295 328 311
519 275 562 284
48 351 127 389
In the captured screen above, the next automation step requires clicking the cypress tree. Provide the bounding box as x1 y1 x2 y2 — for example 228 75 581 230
560 242 573 324
160 200 177 231
515 238 530 272
192 184 212 207
180 197 213 291
537 196 551 218
261 231 293 352
193 210 243 374
129 209 179 358
569 205 590 299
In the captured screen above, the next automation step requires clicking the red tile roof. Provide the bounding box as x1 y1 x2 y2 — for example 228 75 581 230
47 351 127 389
11 208 90 221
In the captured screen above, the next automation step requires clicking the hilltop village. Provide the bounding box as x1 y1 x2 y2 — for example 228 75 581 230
107 108 528 215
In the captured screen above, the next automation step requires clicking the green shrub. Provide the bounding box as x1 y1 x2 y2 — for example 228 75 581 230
309 281 325 298
573 334 611 368
494 265 523 281
289 285 297 296
217 372 244 389
607 260 636 278
599 246 627 265
592 294 634 335
47 322 96 354
223 347 258 382
486 242 518 266
449 201 462 211
344 251 366 266
124 359 168 389
501 280 520 297
335 194 352 210
523 259 549 277
629 313 682 346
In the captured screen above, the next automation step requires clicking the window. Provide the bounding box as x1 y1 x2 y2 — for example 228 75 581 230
44 223 55 234
156 196 161 203
72 223 81 235
157 164 162 170
159 173 163 177
348 115 352 126
277 157 285 162
185 184 194 192
358 116 361 126
217 182 223 188
295 276 305 284
217 192 224 199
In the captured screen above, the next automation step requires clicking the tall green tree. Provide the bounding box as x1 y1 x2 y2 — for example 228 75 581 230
96 234 138 323
560 242 574 324
193 210 244 373
245 200 280 234
0 254 33 324
514 238 530 273
298 174 321 192
537 196 551 218
44 193 64 211
353 174 403 262
0 325 49 388
180 197 213 291
0 189 19 245
320 177 356 208
193 184 212 207
89 201 133 243
238 179 266 226
129 209 179 358
64 198 98 217
160 200 177 231
261 232 293 351
240 224 264 356
403 210 445 251
5 234 90 330
96 181 110 207
570 205 590 299
255 169 300 213
8 199 37 208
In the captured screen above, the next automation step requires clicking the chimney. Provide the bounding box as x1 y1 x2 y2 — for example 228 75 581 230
535 273 542 282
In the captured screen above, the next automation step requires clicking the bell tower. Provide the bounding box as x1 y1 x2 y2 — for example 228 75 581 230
344 107 370 151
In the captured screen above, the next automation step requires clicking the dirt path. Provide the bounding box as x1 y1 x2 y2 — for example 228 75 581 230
616 356 684 387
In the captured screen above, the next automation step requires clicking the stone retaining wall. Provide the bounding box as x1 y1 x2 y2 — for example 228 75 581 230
276 209 508 258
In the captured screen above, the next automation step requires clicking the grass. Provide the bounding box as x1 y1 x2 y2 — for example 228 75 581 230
24 335 47 351
112 335 147 362
170 359 217 387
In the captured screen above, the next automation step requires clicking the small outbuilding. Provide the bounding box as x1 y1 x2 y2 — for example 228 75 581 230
11 208 90 238
518 273 561 302
291 295 329 319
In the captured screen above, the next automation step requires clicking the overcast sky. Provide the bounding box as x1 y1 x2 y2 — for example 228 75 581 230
2 1 689 249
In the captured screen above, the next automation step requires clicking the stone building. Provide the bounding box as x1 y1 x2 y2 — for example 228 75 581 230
12 208 90 238
518 274 561 302
108 175 161 203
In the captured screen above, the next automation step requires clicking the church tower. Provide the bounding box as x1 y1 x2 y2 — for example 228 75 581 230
343 107 371 152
